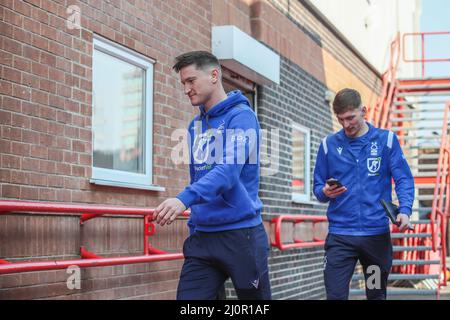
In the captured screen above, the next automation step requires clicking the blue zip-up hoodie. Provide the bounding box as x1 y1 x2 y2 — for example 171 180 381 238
177 90 263 232
313 123 415 236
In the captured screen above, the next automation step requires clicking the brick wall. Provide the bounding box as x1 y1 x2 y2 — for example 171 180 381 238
249 0 327 85
1 0 210 203
224 54 333 300
258 56 333 214
250 0 381 109
268 248 326 299
0 0 205 300
268 0 383 99
212 0 252 33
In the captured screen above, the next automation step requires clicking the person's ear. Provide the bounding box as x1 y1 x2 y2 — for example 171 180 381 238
361 106 367 115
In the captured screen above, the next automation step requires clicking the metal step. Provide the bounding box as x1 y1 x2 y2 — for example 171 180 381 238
411 209 433 216
352 273 439 281
398 84 450 91
403 145 441 150
411 207 433 212
402 151 439 156
413 184 436 189
391 233 432 239
405 147 441 152
393 246 433 252
410 173 438 178
410 173 438 177
407 154 440 160
408 164 439 170
410 171 439 176
392 260 440 266
412 199 432 205
398 135 442 142
396 91 450 97
391 109 445 115
415 195 442 201
350 288 437 296
392 103 447 109
398 76 450 82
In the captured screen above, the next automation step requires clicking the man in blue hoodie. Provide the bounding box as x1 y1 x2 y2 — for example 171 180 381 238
313 88 414 300
153 51 271 300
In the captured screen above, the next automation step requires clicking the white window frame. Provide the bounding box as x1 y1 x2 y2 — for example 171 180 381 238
292 123 311 203
91 35 164 192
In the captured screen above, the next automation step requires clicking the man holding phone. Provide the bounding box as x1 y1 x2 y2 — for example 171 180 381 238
313 88 415 300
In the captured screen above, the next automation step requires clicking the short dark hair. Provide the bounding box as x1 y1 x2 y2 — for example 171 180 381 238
332 88 362 114
172 51 221 73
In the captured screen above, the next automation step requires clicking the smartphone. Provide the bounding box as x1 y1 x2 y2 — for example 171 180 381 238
326 178 343 188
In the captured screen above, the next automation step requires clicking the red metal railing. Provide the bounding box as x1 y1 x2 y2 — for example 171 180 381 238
390 221 434 275
430 103 450 287
403 31 450 79
369 32 450 289
0 200 189 275
270 215 328 250
379 33 401 129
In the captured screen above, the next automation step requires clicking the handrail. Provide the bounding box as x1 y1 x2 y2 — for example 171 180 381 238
365 32 450 293
403 31 450 78
368 70 388 125
270 215 327 250
0 200 189 275
0 253 185 275
430 103 449 249
374 33 450 290
368 33 401 128
378 32 450 293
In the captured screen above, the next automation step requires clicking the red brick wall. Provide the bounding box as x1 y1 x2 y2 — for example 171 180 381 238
212 0 252 33
249 0 327 84
1 0 384 300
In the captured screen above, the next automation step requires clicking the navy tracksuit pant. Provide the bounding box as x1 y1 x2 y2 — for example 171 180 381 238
177 223 271 300
323 232 393 300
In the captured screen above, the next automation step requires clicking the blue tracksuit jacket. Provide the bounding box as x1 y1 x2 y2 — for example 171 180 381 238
177 90 263 233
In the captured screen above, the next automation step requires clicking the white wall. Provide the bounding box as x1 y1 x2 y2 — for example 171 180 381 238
309 0 422 78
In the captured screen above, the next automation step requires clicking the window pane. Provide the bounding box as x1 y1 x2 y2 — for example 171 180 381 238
292 129 306 194
93 50 145 174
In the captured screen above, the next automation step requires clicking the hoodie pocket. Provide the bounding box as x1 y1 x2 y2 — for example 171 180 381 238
362 201 390 229
328 191 358 228
221 193 237 208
